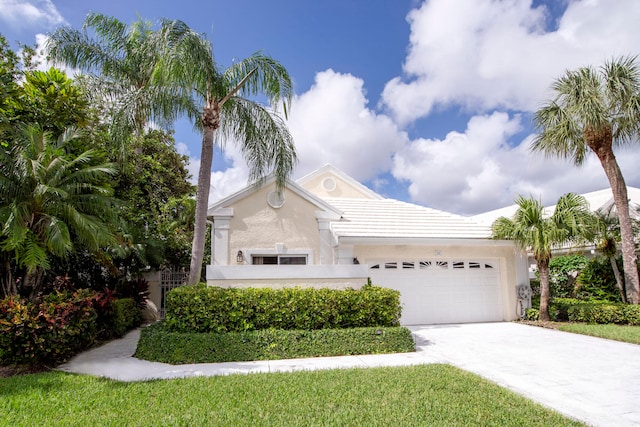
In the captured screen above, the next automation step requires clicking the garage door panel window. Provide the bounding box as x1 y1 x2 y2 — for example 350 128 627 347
369 259 496 271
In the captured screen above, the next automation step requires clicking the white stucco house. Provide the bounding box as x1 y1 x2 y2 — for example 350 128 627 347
205 164 529 325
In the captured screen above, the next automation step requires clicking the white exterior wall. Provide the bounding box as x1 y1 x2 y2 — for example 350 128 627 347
225 183 324 265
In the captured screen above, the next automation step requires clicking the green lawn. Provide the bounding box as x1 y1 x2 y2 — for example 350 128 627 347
1 364 583 426
558 323 640 344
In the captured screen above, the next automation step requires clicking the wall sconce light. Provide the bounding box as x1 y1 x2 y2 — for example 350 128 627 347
236 250 244 264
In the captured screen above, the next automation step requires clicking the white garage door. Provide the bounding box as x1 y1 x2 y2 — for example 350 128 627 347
368 259 503 325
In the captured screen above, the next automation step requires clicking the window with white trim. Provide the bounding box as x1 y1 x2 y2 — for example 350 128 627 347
252 255 307 265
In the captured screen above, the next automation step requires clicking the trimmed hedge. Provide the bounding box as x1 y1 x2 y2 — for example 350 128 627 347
164 284 401 333
525 298 640 325
135 323 415 364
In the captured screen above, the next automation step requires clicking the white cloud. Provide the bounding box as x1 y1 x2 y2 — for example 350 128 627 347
0 0 65 30
391 112 640 215
382 0 640 124
287 69 408 182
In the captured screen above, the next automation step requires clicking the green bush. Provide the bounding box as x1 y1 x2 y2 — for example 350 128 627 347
0 291 98 366
164 284 401 333
622 305 640 326
576 256 622 302
567 303 625 324
111 298 141 338
525 308 539 321
547 255 588 298
551 298 585 321
135 323 415 364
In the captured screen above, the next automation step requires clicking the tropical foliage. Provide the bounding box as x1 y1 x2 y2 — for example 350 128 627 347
491 193 593 320
0 126 117 298
46 13 194 152
0 34 195 298
533 56 640 304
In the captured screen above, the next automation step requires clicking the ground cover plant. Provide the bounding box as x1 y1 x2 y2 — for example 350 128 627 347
135 324 414 364
557 323 640 345
0 365 584 426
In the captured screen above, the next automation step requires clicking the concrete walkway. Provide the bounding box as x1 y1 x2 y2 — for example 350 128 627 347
57 322 640 427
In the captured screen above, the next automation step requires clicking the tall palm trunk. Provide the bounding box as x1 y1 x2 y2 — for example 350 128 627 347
587 128 640 304
608 255 627 303
537 257 551 321
188 101 219 286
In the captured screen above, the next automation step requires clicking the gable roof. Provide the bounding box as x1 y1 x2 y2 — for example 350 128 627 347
207 175 342 218
297 164 384 200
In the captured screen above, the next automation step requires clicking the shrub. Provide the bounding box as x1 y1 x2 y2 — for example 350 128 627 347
622 305 640 326
547 255 588 298
135 323 415 364
164 284 401 333
576 257 622 302
567 303 625 324
111 298 141 338
116 277 150 309
0 290 98 366
525 308 539 321
550 298 585 321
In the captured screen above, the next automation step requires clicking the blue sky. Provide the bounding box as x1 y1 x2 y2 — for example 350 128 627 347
2 0 640 215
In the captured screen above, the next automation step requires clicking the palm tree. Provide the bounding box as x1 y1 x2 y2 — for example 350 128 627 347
492 194 593 321
157 20 297 285
532 56 640 304
0 126 117 297
45 13 195 155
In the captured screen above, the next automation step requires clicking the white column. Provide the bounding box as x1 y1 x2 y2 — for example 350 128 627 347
211 208 234 266
337 245 354 265
317 218 332 264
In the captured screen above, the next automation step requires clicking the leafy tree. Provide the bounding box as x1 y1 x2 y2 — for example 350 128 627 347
107 129 195 273
0 126 118 297
13 68 92 137
157 19 297 285
492 194 593 320
532 56 640 304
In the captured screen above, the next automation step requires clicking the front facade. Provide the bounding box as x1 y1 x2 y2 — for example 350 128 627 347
206 165 529 325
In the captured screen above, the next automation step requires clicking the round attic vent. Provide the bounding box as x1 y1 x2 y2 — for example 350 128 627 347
267 190 285 209
322 177 337 192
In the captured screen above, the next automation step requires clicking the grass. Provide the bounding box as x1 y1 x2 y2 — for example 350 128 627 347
557 323 640 344
0 364 583 426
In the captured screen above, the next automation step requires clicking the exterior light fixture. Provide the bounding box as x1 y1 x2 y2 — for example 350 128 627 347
236 250 244 264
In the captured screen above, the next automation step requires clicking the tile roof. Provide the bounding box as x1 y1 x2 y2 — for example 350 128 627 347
324 197 492 239
470 187 640 226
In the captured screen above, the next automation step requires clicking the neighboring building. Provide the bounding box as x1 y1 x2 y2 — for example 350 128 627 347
205 164 529 325
470 187 640 278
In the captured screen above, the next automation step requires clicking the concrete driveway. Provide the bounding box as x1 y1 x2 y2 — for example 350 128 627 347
409 322 640 427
